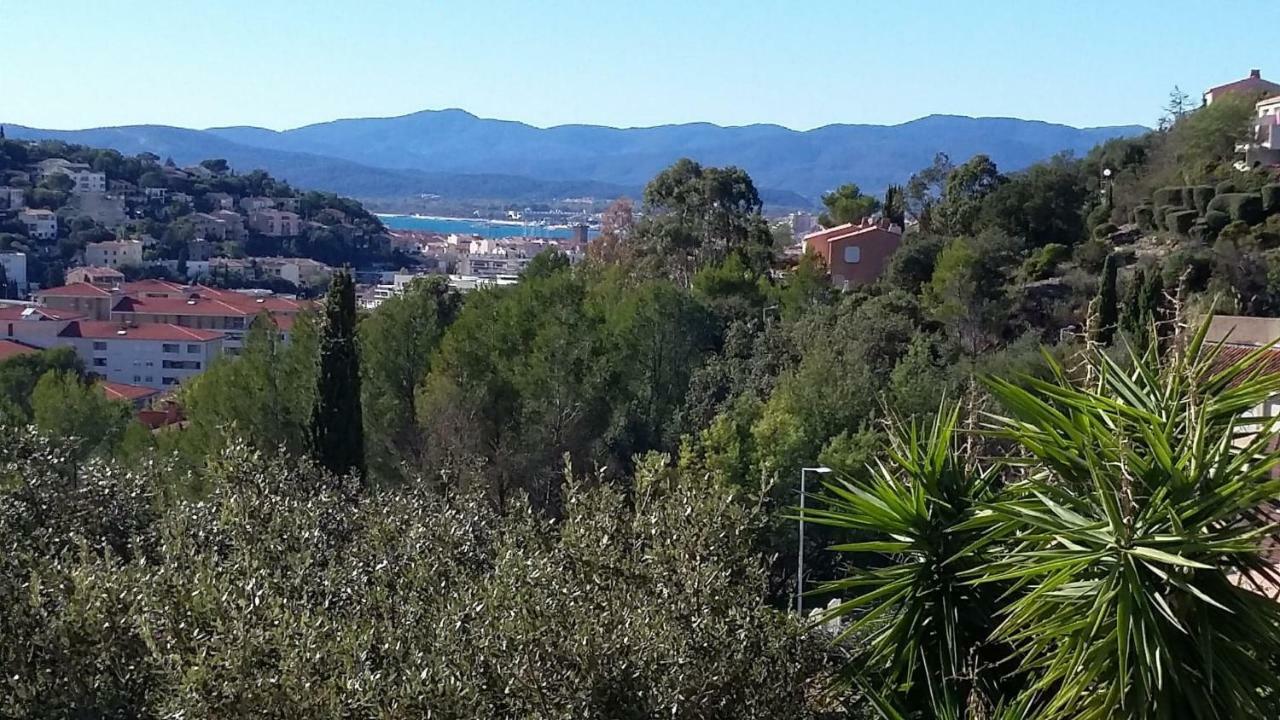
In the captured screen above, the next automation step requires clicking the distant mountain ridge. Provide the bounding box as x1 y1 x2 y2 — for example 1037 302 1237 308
5 110 1147 208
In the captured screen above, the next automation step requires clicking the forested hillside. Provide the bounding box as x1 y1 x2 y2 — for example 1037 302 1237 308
4 88 1280 718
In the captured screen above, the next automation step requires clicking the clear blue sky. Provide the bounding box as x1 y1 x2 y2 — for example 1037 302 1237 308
2 0 1277 132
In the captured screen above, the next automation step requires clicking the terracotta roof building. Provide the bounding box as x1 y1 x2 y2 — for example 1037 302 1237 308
1204 69 1280 105
803 217 904 289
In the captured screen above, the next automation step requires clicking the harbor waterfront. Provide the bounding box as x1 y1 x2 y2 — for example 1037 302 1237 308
377 213 597 239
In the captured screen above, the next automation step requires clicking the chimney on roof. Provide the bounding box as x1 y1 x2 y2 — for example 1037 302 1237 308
1251 69 1262 79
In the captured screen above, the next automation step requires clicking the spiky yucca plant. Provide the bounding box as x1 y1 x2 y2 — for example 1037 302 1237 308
801 406 1012 716
809 320 1280 719
974 323 1280 718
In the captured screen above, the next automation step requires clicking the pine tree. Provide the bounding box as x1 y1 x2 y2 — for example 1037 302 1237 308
310 269 364 480
883 184 906 227
1093 254 1118 345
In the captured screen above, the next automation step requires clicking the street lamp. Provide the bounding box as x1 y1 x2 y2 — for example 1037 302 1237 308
797 465 833 615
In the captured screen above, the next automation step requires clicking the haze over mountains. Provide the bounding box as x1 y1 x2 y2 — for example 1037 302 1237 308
5 110 1147 208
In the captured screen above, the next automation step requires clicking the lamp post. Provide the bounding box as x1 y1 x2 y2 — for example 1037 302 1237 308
797 466 833 615
1102 167 1114 209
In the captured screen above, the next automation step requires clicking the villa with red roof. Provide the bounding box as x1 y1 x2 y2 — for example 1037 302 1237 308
803 217 904 289
1204 69 1280 106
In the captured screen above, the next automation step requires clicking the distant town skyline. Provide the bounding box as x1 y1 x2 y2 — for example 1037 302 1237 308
2 0 1277 132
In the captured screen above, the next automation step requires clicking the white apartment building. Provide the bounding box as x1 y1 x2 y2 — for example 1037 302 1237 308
63 167 106 194
18 209 56 240
85 240 145 269
62 321 223 389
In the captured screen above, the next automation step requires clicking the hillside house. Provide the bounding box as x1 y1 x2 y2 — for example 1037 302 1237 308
803 218 903 289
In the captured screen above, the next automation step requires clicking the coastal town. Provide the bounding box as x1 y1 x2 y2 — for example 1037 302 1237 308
6 31 1280 714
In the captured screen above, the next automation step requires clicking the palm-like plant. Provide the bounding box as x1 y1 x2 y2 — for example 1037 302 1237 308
974 325 1280 718
801 406 1012 716
809 321 1280 719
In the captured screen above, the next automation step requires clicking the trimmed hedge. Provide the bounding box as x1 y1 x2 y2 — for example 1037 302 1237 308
1093 222 1119 239
1263 184 1280 216
1207 193 1265 225
1216 180 1238 195
1167 209 1198 236
1133 205 1156 232
1153 187 1187 209
1190 221 1211 244
1191 185 1216 215
1154 205 1172 231
1204 210 1230 233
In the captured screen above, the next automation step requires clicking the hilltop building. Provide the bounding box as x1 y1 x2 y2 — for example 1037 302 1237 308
803 218 903 289
1204 69 1280 105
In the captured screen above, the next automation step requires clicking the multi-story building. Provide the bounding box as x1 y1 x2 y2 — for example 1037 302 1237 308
1 302 222 390
211 210 246 241
457 253 530 278
0 252 28 294
240 196 276 212
19 209 56 240
803 217 904 289
207 192 235 210
58 321 223 389
249 257 333 287
1246 94 1280 168
187 212 229 241
85 239 144 269
248 209 302 237
144 187 168 203
62 167 107 194
0 186 25 210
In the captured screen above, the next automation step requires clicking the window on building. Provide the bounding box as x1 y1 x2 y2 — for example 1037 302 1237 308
162 343 179 353
843 245 862 263
187 344 200 354
92 341 107 350
92 358 106 367
162 377 179 386
133 375 141 383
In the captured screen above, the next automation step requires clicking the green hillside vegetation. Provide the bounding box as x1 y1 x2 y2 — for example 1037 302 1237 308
2 88 1280 717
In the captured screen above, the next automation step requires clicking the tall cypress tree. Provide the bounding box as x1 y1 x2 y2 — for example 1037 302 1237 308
311 269 364 480
1094 253 1119 346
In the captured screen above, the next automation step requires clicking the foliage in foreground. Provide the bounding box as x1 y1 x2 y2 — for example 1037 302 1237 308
0 434 847 719
809 326 1280 719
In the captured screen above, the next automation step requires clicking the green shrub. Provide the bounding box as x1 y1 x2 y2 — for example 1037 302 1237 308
1216 180 1238 195
1208 193 1265 225
1023 242 1071 280
1263 184 1280 216
1162 242 1213 291
1191 185 1216 215
1153 187 1186 208
1204 209 1231 233
1167 209 1198 236
1133 205 1155 232
1093 221 1119 239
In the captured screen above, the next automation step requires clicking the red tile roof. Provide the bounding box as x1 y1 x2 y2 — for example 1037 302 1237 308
1206 72 1280 99
58 321 223 342
0 304 85 321
803 218 902 246
35 282 114 298
0 339 39 361
112 295 257 317
120 279 189 295
100 381 160 403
